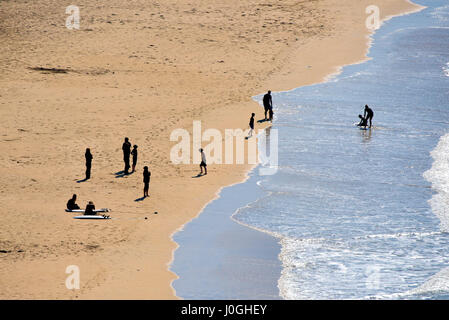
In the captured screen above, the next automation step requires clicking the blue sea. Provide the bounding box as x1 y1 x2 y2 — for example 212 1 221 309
172 0 449 299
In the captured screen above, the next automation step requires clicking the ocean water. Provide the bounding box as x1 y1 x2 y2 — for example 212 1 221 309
172 0 449 299
237 0 449 299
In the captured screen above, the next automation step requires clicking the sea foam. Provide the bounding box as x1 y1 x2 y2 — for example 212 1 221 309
423 133 449 231
443 62 449 77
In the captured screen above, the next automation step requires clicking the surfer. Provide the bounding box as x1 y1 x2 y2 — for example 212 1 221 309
263 90 272 120
364 105 374 128
357 114 368 128
199 148 207 175
143 166 151 197
66 194 80 211
131 145 138 173
122 137 131 174
85 148 93 180
84 201 96 215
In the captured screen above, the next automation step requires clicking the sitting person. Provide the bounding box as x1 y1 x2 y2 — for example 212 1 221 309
66 194 80 211
357 114 368 128
84 201 96 215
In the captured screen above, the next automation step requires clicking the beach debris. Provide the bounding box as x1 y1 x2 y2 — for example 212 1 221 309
154 211 158 214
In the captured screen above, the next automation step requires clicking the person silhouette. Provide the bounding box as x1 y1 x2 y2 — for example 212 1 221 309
67 194 80 211
131 145 138 173
85 148 93 180
84 201 96 215
143 166 151 197
263 90 272 120
122 137 131 174
199 148 207 175
357 114 368 129
364 105 374 128
248 113 255 137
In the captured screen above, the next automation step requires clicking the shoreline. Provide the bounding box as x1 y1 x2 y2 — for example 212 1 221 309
0 0 423 299
170 0 425 299
167 161 260 297
171 168 282 299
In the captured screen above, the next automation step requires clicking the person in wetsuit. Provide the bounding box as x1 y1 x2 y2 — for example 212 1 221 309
364 105 374 128
84 201 96 215
85 148 93 180
357 114 368 128
122 137 131 174
263 90 272 120
131 145 138 173
143 166 151 197
67 194 80 211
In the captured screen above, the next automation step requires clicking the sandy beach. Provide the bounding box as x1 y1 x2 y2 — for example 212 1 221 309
0 0 421 299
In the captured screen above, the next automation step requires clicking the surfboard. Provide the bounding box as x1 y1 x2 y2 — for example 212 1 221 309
66 208 110 213
73 215 110 220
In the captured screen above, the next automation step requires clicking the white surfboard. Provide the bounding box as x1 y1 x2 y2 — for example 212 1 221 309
73 215 110 220
66 208 110 213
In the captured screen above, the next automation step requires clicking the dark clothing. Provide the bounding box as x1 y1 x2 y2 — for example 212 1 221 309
84 204 96 215
131 149 138 166
263 93 272 109
122 141 131 157
358 116 368 127
269 108 273 122
143 170 151 184
85 152 93 165
123 141 131 173
200 161 207 167
124 159 130 174
67 198 80 211
249 117 255 129
143 170 151 195
263 93 272 119
85 152 92 179
86 163 91 179
364 107 374 119
364 107 374 127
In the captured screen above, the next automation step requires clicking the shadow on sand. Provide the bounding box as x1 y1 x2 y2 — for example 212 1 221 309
192 173 206 178
115 170 133 178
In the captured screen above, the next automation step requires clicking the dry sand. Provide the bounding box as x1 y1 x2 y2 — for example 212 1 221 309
0 0 422 299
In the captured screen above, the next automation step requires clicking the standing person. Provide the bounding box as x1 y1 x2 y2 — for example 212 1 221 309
364 105 374 128
131 145 138 173
248 113 255 137
269 107 274 122
199 148 207 175
122 137 131 174
143 166 151 197
85 148 93 180
263 90 272 120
